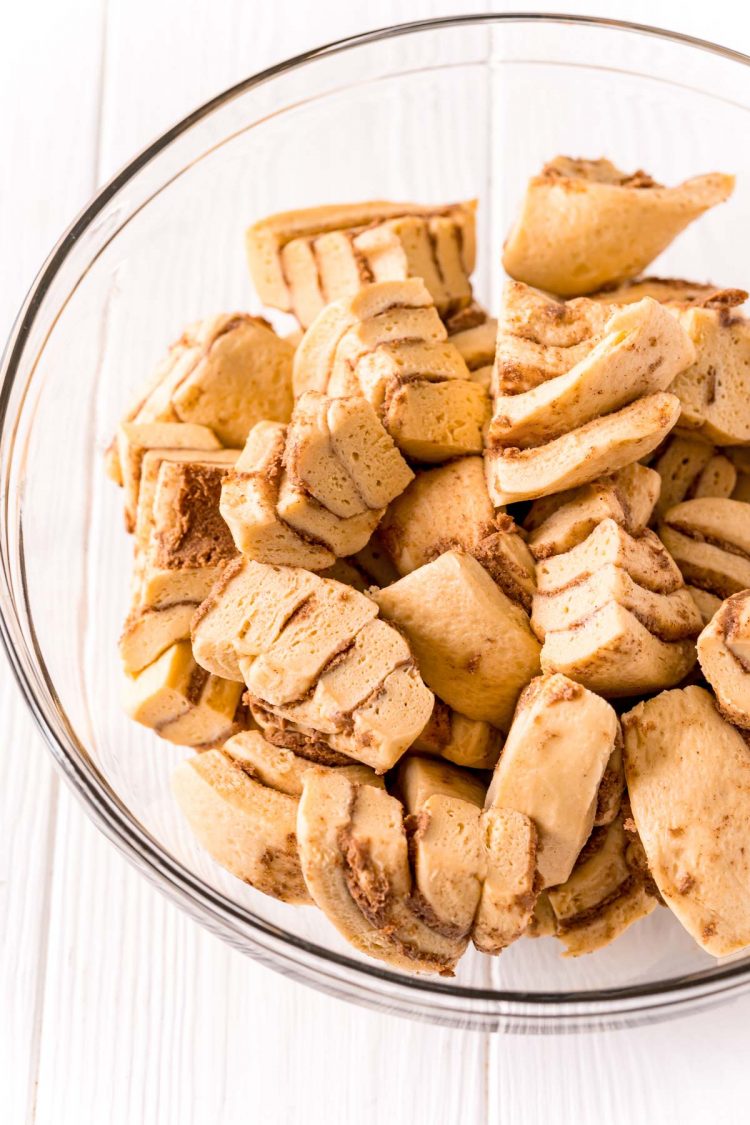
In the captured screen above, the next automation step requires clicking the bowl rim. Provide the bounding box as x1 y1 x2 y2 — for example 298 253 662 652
3 10 750 1026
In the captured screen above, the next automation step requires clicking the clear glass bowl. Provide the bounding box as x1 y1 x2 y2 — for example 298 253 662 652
3 14 750 1032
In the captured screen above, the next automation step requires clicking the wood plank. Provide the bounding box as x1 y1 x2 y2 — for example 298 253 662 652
0 2 106 1122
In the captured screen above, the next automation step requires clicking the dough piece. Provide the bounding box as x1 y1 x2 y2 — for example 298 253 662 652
119 603 196 677
219 422 335 570
241 580 378 706
472 807 538 955
540 602 698 696
411 700 503 770
293 279 489 463
192 558 320 681
532 564 702 643
526 463 660 559
697 590 750 727
492 281 611 397
536 520 684 595
594 277 750 444
297 771 465 974
651 435 716 518
488 297 694 449
669 306 750 445
379 457 535 606
445 303 497 389
398 757 486 942
502 156 733 296
484 393 681 505
546 817 657 956
194 561 433 771
374 551 541 730
245 199 476 324
123 641 246 747
135 457 238 612
110 315 294 459
380 457 496 574
134 448 238 558
623 686 750 956
171 730 382 904
485 674 619 887
116 421 221 532
659 498 750 598
534 519 700 694
383 377 488 462
688 585 723 625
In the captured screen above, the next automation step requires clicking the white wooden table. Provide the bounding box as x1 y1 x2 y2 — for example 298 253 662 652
3 2 750 1121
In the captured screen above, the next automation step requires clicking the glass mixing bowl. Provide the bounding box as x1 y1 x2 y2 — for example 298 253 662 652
3 14 750 1032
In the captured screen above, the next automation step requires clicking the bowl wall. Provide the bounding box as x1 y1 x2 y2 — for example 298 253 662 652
3 15 750 1029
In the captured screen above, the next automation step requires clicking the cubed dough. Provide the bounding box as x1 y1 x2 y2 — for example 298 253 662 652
660 498 750 598
697 590 750 728
169 316 295 446
546 817 657 956
123 641 245 747
484 393 681 505
502 156 733 296
488 298 694 449
485 674 620 887
245 199 476 324
135 457 238 611
219 422 335 570
623 686 750 956
383 378 488 462
472 807 538 955
117 421 220 532
398 757 486 941
526 464 660 559
374 551 540 730
411 701 503 770
297 771 466 973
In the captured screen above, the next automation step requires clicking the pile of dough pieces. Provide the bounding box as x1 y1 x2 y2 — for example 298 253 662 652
108 158 750 975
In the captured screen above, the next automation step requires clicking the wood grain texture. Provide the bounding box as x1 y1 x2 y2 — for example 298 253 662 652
3 1 750 1124
0 2 106 1122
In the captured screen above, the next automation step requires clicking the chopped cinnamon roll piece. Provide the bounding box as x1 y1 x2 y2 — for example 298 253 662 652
194 560 433 771
659 498 750 598
485 283 692 504
108 315 294 474
411 700 502 770
135 457 238 612
485 674 620 887
123 641 246 747
525 463 660 560
697 590 750 727
380 456 536 608
488 295 694 449
534 520 700 695
221 393 412 568
485 393 680 506
116 421 221 532
374 551 541 731
472 807 538 955
172 730 382 904
293 280 489 462
398 757 486 944
546 816 657 956
245 199 476 325
623 686 750 955
502 156 733 296
297 771 466 973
